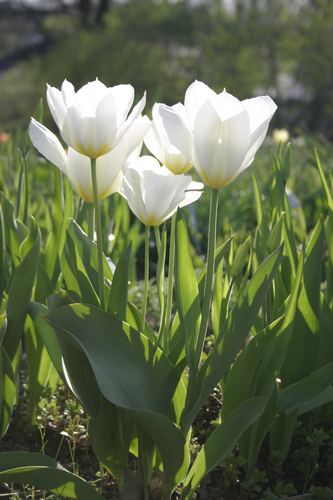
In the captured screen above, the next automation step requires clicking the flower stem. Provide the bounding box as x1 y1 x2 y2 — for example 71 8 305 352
195 188 219 369
163 212 176 353
141 225 150 332
87 203 95 240
91 158 105 310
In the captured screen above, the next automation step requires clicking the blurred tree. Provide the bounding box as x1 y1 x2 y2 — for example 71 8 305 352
0 0 333 137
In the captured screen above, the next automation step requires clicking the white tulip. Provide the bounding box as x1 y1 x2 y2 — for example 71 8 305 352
45 79 146 159
120 156 203 226
158 80 277 190
144 103 193 175
29 115 150 202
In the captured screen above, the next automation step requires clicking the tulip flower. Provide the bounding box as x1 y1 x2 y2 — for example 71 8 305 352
29 78 149 311
45 79 146 159
29 115 150 202
144 103 192 175
273 128 289 145
120 156 203 227
158 80 277 190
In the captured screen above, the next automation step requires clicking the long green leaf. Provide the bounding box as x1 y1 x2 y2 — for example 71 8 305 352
181 396 267 499
0 452 103 499
45 304 190 494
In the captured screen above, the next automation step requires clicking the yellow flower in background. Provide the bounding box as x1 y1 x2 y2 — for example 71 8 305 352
273 128 290 145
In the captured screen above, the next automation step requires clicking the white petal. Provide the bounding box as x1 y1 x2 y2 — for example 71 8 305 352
121 164 148 224
238 96 277 173
118 115 151 160
95 90 120 150
66 148 93 202
142 167 187 224
61 104 82 151
184 80 216 128
117 92 146 145
29 118 67 172
61 79 75 107
95 116 150 200
46 85 66 130
144 122 163 163
242 96 277 137
179 180 204 208
214 91 245 121
75 79 108 116
111 84 135 124
158 104 193 162
193 100 251 189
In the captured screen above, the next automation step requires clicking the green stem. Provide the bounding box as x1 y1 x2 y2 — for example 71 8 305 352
141 225 150 331
91 158 105 310
87 203 95 240
163 212 176 353
16 151 24 218
195 188 219 369
154 226 161 255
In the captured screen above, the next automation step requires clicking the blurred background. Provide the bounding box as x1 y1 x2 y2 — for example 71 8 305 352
0 0 333 137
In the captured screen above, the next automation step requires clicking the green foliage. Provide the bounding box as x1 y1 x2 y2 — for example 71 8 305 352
0 452 103 499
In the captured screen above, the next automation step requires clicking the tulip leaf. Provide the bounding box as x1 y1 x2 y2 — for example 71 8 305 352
277 362 333 416
175 209 201 372
315 149 333 211
281 219 325 385
0 193 28 267
88 397 135 484
0 452 103 499
2 221 40 366
0 206 6 296
44 172 73 289
108 243 131 320
0 345 16 439
24 314 54 422
61 220 112 307
182 245 283 430
181 396 267 499
325 212 333 306
44 304 189 494
30 302 64 377
198 236 232 298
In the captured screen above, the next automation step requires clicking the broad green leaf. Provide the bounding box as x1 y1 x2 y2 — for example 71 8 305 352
0 345 15 439
270 362 333 461
0 193 28 267
25 315 53 422
61 220 112 306
182 246 283 431
315 149 333 211
325 212 333 306
2 223 40 366
223 250 303 468
0 206 6 296
89 398 135 484
175 209 201 372
252 171 265 229
278 362 333 416
198 236 232 298
44 171 73 288
30 302 64 377
108 244 131 320
0 452 103 499
45 304 189 494
229 236 251 279
317 295 333 367
181 396 267 499
281 220 324 384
